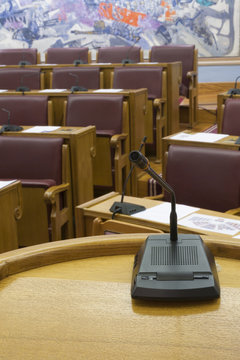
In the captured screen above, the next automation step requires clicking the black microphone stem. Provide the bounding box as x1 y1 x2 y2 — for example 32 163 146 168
129 151 178 242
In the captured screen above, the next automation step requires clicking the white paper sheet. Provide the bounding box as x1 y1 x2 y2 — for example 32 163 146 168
0 180 17 189
38 89 67 93
178 213 240 236
0 89 8 93
93 89 123 93
131 202 199 224
22 126 60 133
170 132 229 143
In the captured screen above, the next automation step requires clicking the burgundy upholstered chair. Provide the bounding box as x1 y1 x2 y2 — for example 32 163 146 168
219 98 240 135
0 68 44 90
0 96 53 126
45 47 90 64
65 94 129 196
0 136 73 246
0 48 40 65
163 145 240 213
150 45 198 128
96 46 142 63
112 66 167 161
50 67 102 90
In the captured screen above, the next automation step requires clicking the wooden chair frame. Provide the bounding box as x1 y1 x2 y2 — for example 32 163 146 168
110 68 167 162
17 143 73 246
63 98 130 194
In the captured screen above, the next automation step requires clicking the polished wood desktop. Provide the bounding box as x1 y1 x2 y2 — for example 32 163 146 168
2 126 96 207
0 234 239 360
0 180 22 253
75 192 240 239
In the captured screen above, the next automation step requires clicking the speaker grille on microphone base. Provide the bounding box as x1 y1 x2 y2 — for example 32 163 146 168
151 246 198 266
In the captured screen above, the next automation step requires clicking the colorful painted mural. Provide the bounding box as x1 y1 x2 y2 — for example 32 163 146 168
0 0 239 57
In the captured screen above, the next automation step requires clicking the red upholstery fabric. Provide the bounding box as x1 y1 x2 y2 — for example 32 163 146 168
150 45 195 98
66 94 123 134
46 47 89 64
0 136 63 185
97 46 141 63
0 49 38 65
164 145 240 212
0 68 41 90
0 96 49 126
113 66 163 99
221 98 240 135
52 67 100 89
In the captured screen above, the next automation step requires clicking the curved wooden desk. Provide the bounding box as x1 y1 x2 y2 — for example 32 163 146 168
0 234 239 360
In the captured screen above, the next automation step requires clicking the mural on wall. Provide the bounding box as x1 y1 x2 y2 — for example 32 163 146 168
0 0 239 57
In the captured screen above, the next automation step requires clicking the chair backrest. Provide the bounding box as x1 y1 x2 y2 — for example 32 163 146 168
164 145 240 212
97 46 141 63
113 66 163 99
0 136 64 185
150 45 196 97
0 48 39 65
221 98 240 135
0 96 51 126
45 47 90 64
0 68 43 90
51 67 101 89
65 94 124 134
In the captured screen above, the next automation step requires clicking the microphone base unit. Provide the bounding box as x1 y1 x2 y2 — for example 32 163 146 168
110 201 145 216
1 124 23 132
70 86 88 92
122 59 135 64
16 86 30 93
131 234 220 301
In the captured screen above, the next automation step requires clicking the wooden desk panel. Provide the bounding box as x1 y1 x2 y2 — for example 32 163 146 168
2 126 96 207
0 234 239 360
0 180 22 253
75 192 240 240
162 130 240 169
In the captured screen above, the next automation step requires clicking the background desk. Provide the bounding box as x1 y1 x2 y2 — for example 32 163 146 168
0 180 22 253
2 126 95 208
162 131 240 168
0 234 239 360
75 192 240 239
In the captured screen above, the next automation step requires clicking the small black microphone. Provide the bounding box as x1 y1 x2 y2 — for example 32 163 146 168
69 72 88 92
0 108 23 132
227 75 240 96
16 72 33 93
129 151 220 300
18 52 31 66
129 150 177 241
122 35 141 65
73 59 85 65
109 136 147 217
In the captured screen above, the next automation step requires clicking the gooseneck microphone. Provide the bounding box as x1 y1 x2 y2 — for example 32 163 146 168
69 72 88 92
109 137 147 217
0 108 23 133
128 151 220 301
122 35 141 65
227 75 240 96
129 150 178 241
16 72 34 93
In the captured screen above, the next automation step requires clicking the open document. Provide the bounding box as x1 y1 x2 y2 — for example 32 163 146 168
131 202 199 223
170 132 229 143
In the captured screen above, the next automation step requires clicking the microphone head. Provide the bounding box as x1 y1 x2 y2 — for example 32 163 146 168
129 150 148 170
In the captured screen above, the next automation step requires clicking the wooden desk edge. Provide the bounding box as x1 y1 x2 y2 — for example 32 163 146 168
0 233 239 281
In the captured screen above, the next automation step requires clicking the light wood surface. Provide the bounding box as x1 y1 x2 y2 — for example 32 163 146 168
0 181 22 253
0 234 239 360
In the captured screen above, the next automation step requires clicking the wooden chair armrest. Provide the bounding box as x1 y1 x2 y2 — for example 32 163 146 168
44 183 73 241
187 70 198 79
110 133 128 146
153 98 166 107
225 207 240 216
44 183 69 204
